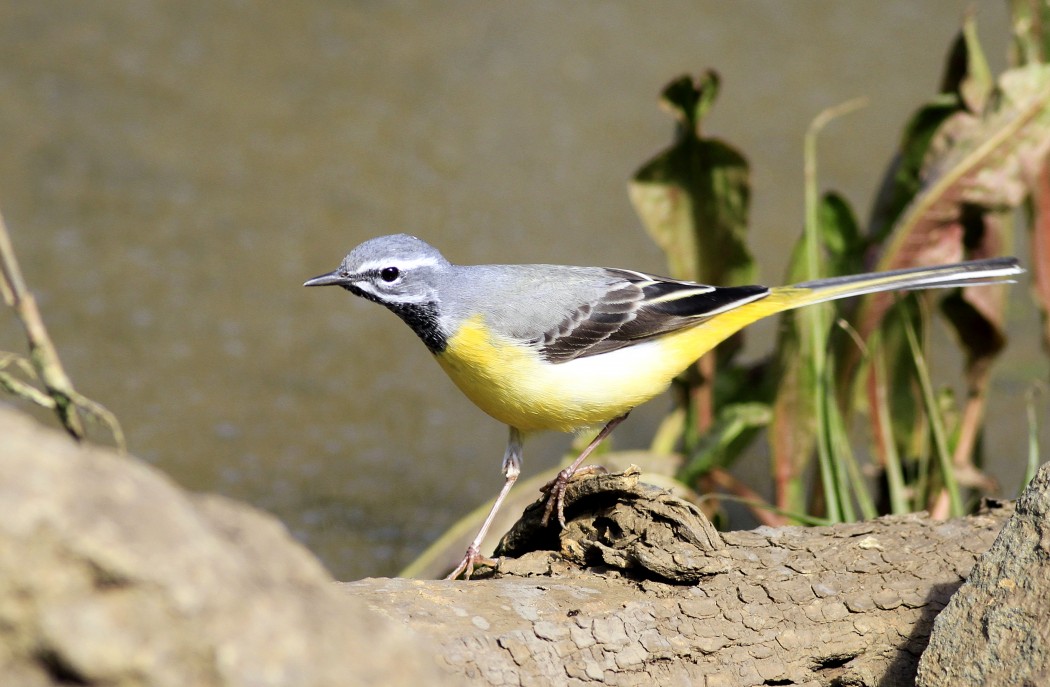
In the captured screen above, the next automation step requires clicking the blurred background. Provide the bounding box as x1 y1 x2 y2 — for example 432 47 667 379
0 2 1044 580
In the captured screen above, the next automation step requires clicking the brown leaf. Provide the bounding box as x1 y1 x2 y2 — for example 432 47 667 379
1031 157 1050 352
857 64 1050 340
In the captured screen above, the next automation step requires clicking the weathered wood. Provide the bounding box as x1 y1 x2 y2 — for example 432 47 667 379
347 468 1013 687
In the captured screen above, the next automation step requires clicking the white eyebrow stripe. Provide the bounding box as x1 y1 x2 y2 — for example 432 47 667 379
354 256 442 273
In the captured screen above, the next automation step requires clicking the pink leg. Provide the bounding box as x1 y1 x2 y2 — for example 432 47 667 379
541 412 629 527
446 427 523 580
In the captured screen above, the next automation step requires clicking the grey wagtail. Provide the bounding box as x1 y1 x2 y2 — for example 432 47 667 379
305 234 1022 579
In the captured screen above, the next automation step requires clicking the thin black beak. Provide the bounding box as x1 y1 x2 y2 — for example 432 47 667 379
303 270 349 287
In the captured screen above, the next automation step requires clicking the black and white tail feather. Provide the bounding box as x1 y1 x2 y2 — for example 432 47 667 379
536 257 1022 364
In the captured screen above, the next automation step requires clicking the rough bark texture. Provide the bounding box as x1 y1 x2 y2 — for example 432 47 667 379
350 479 1009 687
496 467 729 584
917 463 1050 686
3 405 1043 686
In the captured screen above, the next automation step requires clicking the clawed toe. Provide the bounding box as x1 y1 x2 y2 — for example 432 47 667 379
446 545 497 580
540 464 608 527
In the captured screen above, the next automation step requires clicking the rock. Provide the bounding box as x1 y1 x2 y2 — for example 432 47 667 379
0 406 463 687
916 462 1050 686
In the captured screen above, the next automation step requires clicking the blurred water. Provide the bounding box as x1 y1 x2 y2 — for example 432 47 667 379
0 2 1043 580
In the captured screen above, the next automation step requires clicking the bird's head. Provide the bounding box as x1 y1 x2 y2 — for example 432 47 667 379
304 233 450 308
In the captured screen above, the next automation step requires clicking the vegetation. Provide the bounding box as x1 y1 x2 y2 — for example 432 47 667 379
0 212 124 450
626 6 1050 526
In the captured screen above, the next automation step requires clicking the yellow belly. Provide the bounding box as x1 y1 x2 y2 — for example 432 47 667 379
434 305 788 432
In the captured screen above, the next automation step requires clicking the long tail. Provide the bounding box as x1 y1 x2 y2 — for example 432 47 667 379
779 256 1024 308
722 257 1024 327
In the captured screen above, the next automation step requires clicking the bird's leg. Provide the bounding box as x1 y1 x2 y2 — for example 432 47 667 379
445 427 523 580
541 412 629 527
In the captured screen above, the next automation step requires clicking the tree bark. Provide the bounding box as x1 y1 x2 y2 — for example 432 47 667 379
347 468 1014 687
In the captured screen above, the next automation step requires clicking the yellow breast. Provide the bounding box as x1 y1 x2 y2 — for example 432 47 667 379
429 288 811 433
433 314 754 433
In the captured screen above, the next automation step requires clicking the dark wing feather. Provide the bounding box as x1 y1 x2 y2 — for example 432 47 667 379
539 269 769 363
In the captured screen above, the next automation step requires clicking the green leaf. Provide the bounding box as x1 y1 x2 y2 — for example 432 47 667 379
1009 0 1050 68
678 402 772 485
818 191 867 291
871 302 926 488
660 71 720 134
768 192 862 515
959 12 993 112
1029 161 1050 351
629 72 755 287
868 96 961 244
940 12 993 113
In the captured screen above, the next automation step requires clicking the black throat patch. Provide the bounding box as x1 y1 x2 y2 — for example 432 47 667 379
343 284 447 354
386 300 446 354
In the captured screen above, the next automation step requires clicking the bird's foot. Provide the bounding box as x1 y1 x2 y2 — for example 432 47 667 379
540 464 608 527
445 544 497 580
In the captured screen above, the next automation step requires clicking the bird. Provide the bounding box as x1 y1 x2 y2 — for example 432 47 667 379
304 234 1022 579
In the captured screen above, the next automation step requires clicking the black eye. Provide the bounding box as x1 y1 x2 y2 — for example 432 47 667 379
380 266 400 282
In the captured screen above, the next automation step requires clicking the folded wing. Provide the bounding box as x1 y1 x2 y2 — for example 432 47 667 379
538 269 768 363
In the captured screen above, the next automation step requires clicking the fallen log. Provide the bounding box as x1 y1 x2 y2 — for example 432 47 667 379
348 468 1012 686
